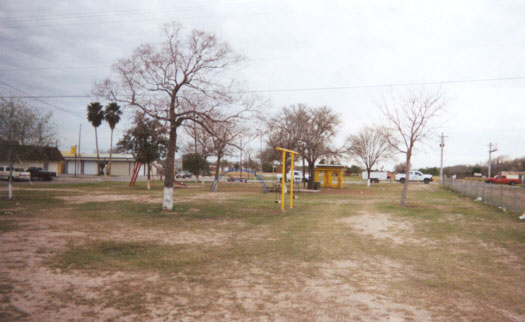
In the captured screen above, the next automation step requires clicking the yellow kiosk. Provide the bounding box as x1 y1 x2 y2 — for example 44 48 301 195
314 165 345 189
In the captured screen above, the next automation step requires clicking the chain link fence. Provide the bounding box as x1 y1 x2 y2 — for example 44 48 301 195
443 177 525 216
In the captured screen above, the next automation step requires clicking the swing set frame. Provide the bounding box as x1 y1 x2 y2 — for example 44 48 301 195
276 147 299 211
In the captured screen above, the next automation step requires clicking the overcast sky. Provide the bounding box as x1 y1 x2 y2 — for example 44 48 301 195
1 0 524 170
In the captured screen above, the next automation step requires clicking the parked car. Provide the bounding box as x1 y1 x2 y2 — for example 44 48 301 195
0 166 31 181
276 170 310 183
395 171 433 184
484 175 521 186
175 171 192 179
27 167 56 181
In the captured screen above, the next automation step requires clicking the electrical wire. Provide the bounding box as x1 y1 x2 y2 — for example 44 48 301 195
2 75 525 99
244 76 525 93
0 80 84 118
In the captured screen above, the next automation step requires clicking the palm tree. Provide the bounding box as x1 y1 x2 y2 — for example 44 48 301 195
86 102 105 174
104 102 122 177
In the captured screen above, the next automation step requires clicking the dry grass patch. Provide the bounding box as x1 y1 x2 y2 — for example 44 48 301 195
339 211 419 244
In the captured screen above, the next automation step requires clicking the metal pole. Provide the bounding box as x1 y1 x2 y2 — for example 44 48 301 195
500 185 503 208
281 150 286 211
488 143 498 178
302 158 305 188
514 188 518 215
74 145 77 177
78 123 82 175
491 184 494 206
75 123 82 177
259 132 263 173
440 133 445 183
290 153 294 209
240 137 243 180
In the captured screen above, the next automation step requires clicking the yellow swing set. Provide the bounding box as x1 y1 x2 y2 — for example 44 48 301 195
276 147 299 211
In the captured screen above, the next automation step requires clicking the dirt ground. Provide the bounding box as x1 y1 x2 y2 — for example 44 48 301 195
0 214 431 320
1 182 524 321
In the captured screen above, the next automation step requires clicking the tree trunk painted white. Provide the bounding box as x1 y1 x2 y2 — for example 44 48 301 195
162 187 173 211
8 166 13 199
163 117 176 211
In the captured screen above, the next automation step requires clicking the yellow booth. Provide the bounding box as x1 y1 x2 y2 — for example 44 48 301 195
314 164 345 189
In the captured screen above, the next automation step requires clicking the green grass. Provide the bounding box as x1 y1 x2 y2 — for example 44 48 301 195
54 241 185 272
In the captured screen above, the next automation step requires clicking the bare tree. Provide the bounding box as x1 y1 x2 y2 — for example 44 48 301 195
345 125 393 181
182 122 214 160
267 104 340 189
0 98 55 199
94 22 249 211
394 162 406 174
205 119 244 181
380 87 447 206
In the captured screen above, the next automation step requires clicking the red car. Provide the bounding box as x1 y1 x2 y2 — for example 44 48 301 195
485 175 521 186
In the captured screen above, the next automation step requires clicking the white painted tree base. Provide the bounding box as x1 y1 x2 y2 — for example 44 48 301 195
162 187 173 211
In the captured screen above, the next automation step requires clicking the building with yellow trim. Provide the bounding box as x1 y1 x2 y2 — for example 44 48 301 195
314 164 345 189
61 147 138 176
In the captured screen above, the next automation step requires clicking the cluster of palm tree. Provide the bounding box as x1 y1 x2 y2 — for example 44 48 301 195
86 102 122 176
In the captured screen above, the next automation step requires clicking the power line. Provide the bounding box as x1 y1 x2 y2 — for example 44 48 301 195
244 76 525 93
3 95 93 99
0 81 84 119
0 4 220 24
0 9 274 29
2 75 525 99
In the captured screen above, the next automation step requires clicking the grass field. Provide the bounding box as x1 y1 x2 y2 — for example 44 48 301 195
0 180 524 321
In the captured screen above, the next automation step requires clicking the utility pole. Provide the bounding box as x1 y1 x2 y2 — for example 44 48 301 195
75 123 83 177
259 131 263 173
239 137 243 180
74 144 78 177
488 142 498 177
439 133 446 183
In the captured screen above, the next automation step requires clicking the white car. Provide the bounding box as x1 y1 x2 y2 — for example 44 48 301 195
0 166 31 181
276 170 310 182
395 171 433 184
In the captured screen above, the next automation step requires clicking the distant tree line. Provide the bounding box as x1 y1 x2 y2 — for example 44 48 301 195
444 156 525 178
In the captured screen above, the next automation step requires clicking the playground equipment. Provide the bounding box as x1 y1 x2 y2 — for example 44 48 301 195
314 164 345 189
210 168 268 193
129 162 142 186
276 147 299 210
